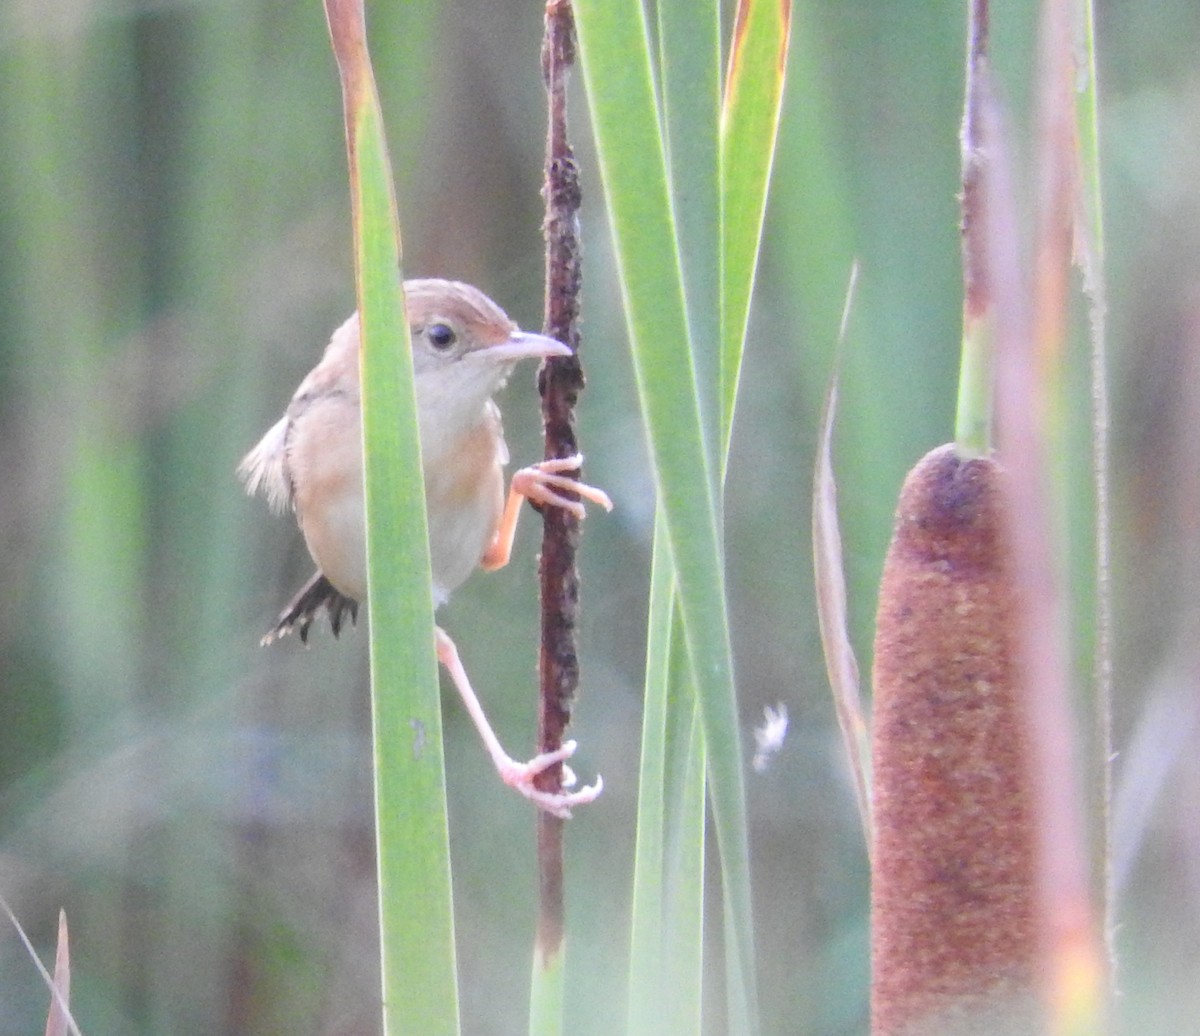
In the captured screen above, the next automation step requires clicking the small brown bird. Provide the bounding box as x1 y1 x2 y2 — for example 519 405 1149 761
239 278 611 817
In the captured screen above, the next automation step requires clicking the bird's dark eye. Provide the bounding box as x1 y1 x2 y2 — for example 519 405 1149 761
427 323 456 350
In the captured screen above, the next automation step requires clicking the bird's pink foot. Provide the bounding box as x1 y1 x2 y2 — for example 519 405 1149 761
495 739 604 819
511 453 613 521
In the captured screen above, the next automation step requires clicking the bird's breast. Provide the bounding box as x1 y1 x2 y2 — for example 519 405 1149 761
423 411 506 604
288 390 505 607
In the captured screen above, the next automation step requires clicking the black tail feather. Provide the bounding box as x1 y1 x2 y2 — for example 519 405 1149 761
261 572 359 646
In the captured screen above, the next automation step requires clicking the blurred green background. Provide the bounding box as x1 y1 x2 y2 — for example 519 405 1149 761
1 0 1198 1033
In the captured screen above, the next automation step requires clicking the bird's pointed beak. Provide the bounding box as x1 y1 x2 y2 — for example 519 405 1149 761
474 331 572 365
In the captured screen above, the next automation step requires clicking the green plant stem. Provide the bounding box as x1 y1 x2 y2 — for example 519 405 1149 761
955 314 993 457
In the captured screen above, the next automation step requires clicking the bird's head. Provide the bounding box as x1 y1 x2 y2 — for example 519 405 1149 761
406 279 570 415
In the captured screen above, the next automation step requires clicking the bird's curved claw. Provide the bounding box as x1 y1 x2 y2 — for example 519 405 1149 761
496 739 604 819
512 453 613 521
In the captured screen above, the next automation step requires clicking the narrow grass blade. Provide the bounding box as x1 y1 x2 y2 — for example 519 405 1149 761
626 515 675 1032
0 899 82 1036
661 633 707 1034
720 0 792 448
812 267 871 848
324 2 458 1033
627 513 707 1035
1074 0 1115 978
658 0 722 476
985 78 1107 1036
1028 0 1108 1027
43 911 71 1036
630 4 717 1031
573 2 759 1030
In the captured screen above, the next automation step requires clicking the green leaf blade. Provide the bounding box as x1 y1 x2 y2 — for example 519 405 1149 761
573 2 760 1032
325 2 459 1032
720 0 792 451
355 108 459 1036
659 0 723 481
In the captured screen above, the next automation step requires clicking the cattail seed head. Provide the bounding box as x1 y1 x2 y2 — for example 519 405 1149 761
871 443 1041 1036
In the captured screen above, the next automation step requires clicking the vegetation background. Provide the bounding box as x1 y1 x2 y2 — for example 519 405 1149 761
0 0 1196 1032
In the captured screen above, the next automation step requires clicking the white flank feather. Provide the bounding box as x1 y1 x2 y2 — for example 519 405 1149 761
237 415 292 513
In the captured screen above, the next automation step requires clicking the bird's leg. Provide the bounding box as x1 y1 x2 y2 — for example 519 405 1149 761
435 627 603 818
481 453 613 572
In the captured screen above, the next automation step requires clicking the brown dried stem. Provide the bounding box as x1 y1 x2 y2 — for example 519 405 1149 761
955 0 993 456
534 0 585 960
960 0 990 323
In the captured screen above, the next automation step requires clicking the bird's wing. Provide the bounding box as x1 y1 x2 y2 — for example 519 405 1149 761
240 313 362 514
237 414 293 514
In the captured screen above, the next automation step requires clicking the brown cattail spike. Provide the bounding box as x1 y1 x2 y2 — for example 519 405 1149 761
871 443 1041 1036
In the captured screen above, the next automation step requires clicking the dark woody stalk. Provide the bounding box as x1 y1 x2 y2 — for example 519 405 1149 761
535 0 586 960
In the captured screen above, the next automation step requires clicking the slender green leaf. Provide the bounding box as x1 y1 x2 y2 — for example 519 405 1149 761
812 296 872 848
627 516 675 1034
358 111 459 1036
628 6 719 1033
659 0 722 480
720 0 792 447
324 2 458 1033
660 623 707 1034
629 514 708 1036
627 513 706 1035
573 3 759 1031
